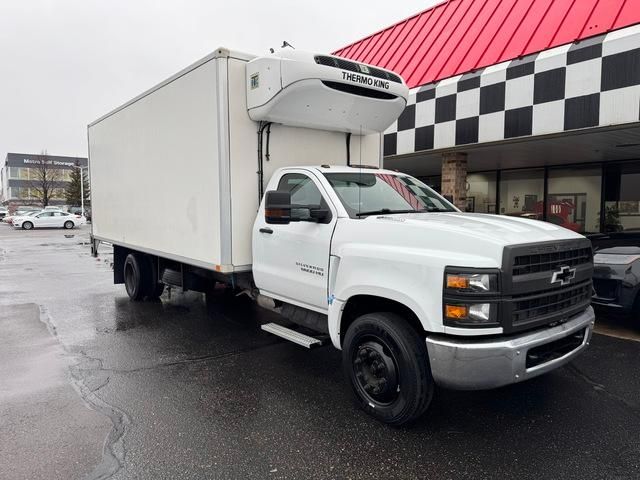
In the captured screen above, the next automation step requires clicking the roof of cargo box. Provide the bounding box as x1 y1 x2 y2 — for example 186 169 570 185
88 47 255 127
333 0 640 89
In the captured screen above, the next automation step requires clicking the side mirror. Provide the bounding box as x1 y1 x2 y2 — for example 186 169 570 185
264 190 291 224
309 207 330 223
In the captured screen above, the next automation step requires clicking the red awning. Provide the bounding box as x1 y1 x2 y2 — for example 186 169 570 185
333 0 640 88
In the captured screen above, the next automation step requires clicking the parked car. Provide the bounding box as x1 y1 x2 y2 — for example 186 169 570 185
591 232 640 316
7 210 43 225
68 206 91 221
3 209 40 224
13 211 85 230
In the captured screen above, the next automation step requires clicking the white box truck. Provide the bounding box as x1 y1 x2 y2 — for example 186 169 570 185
89 47 595 425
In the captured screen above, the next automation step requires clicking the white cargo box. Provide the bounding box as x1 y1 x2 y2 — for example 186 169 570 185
89 48 389 273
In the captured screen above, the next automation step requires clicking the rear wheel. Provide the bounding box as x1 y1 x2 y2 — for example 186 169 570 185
124 254 149 301
22 221 33 230
64 220 74 229
342 312 433 426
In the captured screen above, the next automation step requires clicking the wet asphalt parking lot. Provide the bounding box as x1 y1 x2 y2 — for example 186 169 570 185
1 225 639 480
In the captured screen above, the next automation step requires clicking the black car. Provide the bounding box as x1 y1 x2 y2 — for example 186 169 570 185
590 232 640 315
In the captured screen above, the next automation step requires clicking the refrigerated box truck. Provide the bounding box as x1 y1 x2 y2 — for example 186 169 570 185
89 47 595 425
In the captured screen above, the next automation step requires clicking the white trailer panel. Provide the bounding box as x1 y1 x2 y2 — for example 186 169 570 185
89 55 228 269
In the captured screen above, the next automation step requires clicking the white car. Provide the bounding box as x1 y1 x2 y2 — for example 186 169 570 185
13 210 85 230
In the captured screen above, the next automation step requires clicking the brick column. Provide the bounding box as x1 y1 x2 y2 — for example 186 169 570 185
441 152 467 211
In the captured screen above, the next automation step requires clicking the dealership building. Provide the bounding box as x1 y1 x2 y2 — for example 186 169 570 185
335 0 640 235
0 152 88 207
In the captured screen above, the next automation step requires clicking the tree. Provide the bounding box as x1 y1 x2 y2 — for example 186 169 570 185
64 165 90 207
29 150 62 207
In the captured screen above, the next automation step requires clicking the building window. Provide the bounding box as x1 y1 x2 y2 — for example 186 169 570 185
604 161 640 232
466 172 497 213
499 169 544 219
52 188 66 199
547 167 601 234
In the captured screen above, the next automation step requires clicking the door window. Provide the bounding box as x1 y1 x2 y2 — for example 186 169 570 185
277 173 329 221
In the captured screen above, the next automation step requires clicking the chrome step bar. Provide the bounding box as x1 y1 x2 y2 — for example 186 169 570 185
261 323 324 349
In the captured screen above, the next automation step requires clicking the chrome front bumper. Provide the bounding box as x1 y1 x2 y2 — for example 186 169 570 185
425 307 595 390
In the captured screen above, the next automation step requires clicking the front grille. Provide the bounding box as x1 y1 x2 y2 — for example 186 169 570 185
497 239 593 333
513 247 592 276
512 279 592 325
314 55 403 84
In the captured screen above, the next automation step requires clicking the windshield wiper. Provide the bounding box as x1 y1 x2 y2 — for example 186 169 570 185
424 206 452 212
356 208 429 217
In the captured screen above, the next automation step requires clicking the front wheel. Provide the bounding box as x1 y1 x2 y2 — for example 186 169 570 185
22 221 33 230
64 220 74 229
342 312 434 426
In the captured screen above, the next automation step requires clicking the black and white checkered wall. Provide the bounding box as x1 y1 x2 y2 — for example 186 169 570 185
384 24 640 157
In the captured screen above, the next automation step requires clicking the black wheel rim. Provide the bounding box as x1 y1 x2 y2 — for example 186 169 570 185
124 263 135 295
352 336 400 405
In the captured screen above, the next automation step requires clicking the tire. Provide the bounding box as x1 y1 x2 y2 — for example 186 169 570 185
64 220 74 229
124 253 150 301
342 312 434 426
22 221 33 230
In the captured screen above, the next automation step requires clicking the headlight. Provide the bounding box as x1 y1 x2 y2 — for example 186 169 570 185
445 303 494 325
445 272 498 293
593 253 640 265
443 268 500 327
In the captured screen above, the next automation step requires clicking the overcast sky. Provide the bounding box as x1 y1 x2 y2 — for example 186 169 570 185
0 0 436 160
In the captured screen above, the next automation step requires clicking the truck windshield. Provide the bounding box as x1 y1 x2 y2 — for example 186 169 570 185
323 172 456 218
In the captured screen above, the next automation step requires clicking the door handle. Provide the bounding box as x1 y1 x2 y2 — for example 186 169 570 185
259 227 273 234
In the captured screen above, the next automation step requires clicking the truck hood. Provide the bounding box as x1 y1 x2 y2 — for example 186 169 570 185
369 212 584 246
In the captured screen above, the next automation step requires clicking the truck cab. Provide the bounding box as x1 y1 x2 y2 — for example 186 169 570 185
253 165 594 425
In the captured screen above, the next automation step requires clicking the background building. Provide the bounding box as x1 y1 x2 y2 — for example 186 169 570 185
335 0 640 235
0 152 88 208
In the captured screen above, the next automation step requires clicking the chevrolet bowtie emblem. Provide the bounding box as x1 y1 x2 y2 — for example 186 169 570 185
551 265 576 286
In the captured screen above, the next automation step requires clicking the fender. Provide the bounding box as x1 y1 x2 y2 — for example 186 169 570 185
327 248 443 349
327 285 429 349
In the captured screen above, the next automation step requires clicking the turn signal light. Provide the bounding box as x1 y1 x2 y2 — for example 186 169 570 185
446 275 470 289
445 305 469 319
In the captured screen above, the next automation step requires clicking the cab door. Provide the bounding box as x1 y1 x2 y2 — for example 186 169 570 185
253 171 337 312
